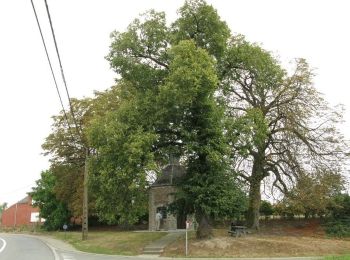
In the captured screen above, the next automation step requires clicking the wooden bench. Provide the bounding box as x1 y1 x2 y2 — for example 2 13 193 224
228 225 247 237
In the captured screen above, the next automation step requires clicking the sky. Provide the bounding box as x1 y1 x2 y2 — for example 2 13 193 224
0 0 349 206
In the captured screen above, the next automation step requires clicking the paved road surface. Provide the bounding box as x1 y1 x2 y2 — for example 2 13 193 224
0 234 55 260
0 233 155 260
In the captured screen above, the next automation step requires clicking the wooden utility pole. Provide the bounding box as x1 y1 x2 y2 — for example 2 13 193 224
82 148 89 240
14 203 18 228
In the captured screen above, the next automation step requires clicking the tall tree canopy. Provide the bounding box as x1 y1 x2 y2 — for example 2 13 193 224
222 37 348 228
89 0 246 237
38 0 348 237
157 40 246 237
42 98 92 217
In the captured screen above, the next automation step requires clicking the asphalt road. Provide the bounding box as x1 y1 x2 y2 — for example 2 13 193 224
0 234 155 260
0 234 55 260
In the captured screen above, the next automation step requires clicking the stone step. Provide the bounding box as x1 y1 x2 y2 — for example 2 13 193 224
142 248 164 254
142 232 184 255
143 246 163 251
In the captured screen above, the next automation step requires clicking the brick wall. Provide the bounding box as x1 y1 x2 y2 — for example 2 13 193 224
149 185 177 231
1 198 40 227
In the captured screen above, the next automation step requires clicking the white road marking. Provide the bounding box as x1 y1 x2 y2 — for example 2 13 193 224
61 253 76 260
39 238 60 260
0 237 6 253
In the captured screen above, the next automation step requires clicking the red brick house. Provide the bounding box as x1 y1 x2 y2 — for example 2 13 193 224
1 196 42 227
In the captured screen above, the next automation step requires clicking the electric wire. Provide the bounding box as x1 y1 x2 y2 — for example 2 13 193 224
44 0 83 139
30 0 73 135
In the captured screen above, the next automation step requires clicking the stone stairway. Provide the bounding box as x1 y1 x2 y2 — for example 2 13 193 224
142 231 184 255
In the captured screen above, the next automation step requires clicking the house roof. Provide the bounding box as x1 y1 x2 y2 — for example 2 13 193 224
152 164 185 186
17 196 31 204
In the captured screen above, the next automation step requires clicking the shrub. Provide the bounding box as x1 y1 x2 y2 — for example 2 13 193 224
325 217 350 238
260 200 274 219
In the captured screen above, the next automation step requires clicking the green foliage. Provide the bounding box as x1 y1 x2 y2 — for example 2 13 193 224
89 120 155 224
30 170 71 231
222 37 285 90
279 170 344 218
0 202 7 220
42 98 92 218
226 108 268 157
260 200 274 218
158 40 247 237
51 164 85 217
0 202 7 213
41 0 347 236
100 12 173 224
325 217 350 238
328 193 350 219
171 0 230 60
222 35 347 228
94 0 247 234
106 10 169 90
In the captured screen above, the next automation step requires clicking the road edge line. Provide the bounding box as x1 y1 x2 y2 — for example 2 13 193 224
0 237 7 253
40 239 60 260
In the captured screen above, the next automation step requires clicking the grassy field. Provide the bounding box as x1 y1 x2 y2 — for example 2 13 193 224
163 219 350 258
52 231 166 255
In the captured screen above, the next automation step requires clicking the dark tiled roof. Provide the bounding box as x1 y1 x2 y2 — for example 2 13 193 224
152 164 185 186
17 196 30 204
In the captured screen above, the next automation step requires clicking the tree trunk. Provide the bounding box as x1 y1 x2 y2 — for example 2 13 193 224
246 177 261 229
196 212 212 239
247 152 264 230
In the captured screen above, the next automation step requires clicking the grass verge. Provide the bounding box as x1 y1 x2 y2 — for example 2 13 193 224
325 255 350 260
52 231 166 255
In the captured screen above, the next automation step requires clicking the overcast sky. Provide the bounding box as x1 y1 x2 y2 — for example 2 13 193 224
0 0 349 206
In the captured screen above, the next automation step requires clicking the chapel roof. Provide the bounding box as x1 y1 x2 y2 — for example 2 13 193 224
152 164 185 186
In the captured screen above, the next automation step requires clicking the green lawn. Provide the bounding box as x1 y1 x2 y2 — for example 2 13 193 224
325 255 350 260
52 231 166 255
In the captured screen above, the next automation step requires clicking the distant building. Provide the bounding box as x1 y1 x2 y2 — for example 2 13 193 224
149 160 187 231
0 196 43 227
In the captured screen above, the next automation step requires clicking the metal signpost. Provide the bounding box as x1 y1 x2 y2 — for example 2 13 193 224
63 224 68 239
185 220 191 256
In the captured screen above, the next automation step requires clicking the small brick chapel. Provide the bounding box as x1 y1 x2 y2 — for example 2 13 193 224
148 159 187 231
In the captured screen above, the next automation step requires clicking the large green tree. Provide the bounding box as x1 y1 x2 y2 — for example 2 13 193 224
31 170 71 230
157 40 246 238
88 91 156 225
221 37 348 228
89 0 246 237
42 98 93 218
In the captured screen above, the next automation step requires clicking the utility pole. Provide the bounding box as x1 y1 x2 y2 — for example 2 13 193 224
14 203 18 228
82 148 89 240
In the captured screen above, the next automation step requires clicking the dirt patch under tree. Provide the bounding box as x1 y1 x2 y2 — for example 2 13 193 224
163 219 350 258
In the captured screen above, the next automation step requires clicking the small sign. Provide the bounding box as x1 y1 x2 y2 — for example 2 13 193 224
186 220 191 229
63 224 68 230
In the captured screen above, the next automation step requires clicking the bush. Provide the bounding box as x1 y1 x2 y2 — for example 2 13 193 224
328 194 350 219
325 217 350 238
260 200 274 219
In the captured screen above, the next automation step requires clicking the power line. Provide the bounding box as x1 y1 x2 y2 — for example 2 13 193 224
43 0 89 240
44 0 82 138
0 184 33 196
30 0 72 134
